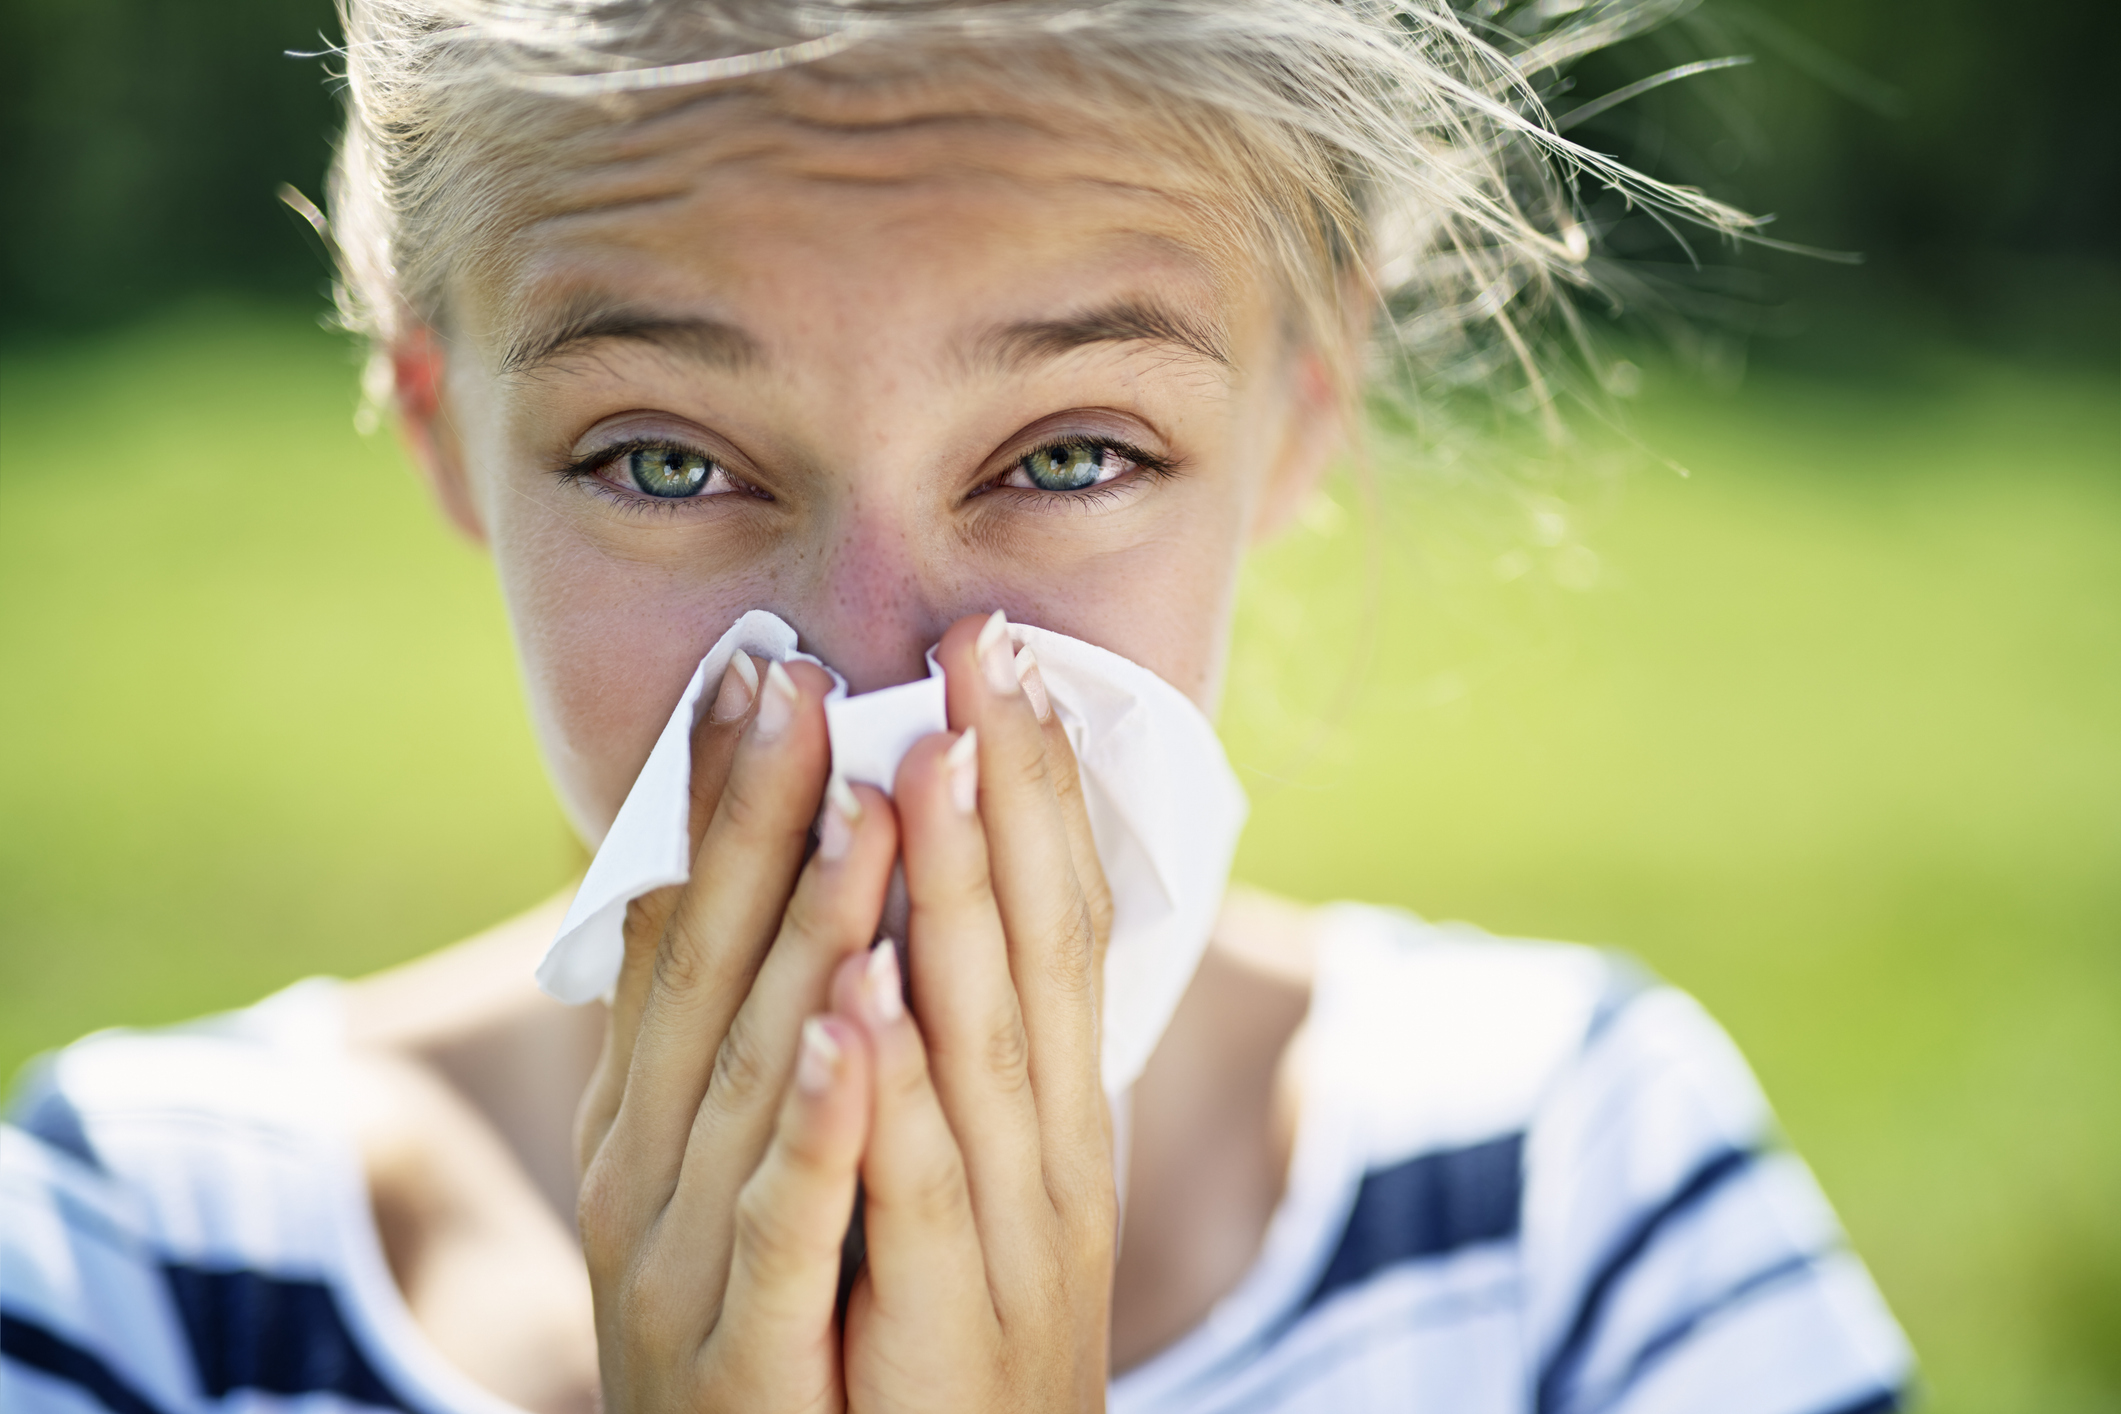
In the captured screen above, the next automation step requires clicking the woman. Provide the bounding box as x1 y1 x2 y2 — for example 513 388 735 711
1 3 1911 1411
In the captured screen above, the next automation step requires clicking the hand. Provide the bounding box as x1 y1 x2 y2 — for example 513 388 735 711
571 652 899 1414
828 612 1120 1412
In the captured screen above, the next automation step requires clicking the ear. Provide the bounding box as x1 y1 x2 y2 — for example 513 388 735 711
1247 341 1349 546
391 326 488 545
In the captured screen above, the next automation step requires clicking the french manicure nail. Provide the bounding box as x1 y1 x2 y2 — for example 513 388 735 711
818 776 860 861
797 1016 842 1095
977 610 1019 696
708 650 758 723
865 942 905 1024
1014 646 1051 723
945 728 979 815
755 660 799 740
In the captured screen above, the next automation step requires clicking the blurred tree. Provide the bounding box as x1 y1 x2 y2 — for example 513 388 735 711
1560 0 2121 357
0 0 341 334
1 0 2114 344
1731 0 2118 263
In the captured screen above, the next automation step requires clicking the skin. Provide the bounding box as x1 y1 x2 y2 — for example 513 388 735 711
346 70 1349 1411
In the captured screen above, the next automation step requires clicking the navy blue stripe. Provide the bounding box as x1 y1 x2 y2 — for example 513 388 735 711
1535 1145 1755 1414
1815 1389 1901 1414
1 1312 172 1414
162 1264 413 1409
1594 1250 1819 1407
1305 1132 1523 1309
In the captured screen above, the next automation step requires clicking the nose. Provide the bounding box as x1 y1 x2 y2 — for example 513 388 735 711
783 506 955 693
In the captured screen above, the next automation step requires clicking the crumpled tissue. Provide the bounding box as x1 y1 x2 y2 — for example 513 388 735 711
535 610 1247 1094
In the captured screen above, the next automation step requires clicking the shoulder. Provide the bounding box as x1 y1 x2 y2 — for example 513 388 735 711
1304 903 1631 1156
1303 904 1914 1413
4 979 353 1230
0 983 410 1414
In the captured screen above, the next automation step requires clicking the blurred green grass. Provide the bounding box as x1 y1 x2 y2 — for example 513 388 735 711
2 305 2116 1409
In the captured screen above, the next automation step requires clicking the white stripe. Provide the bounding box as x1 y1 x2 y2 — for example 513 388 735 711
1571 1152 1846 1400
1601 1251 1910 1414
1 1127 196 1410
1521 986 1778 1361
1195 1245 1524 1413
1319 909 1609 1163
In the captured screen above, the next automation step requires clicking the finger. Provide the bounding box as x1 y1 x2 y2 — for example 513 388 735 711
894 727 1047 1225
1018 646 1114 979
595 658 835 1229
936 612 1105 1164
833 945 995 1336
577 650 763 1174
654 782 897 1289
711 1014 870 1386
1017 646 1120 1187
626 647 768 975
689 646 765 850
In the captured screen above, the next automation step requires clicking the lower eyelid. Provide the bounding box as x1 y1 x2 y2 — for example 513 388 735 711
994 467 1158 514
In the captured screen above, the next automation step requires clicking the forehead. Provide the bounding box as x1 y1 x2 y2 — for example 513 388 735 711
458 72 1263 361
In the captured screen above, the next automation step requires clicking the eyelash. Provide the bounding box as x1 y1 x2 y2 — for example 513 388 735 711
553 433 1180 513
553 438 764 516
980 437 1181 510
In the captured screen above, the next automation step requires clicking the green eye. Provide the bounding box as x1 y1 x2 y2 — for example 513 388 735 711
1019 443 1110 492
626 447 714 498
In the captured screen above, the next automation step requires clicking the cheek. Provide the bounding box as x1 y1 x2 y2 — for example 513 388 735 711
485 498 776 845
993 478 1255 716
1092 411 1275 715
493 492 1252 847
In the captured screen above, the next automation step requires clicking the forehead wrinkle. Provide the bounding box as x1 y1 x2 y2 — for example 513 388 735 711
521 184 699 230
470 98 1261 388
510 145 1124 247
629 94 1057 158
512 131 1063 259
535 81 1215 223
535 146 1201 216
496 161 1244 338
616 69 1078 155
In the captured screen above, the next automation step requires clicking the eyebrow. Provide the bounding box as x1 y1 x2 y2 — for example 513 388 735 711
981 297 1232 373
500 292 1231 379
501 301 762 376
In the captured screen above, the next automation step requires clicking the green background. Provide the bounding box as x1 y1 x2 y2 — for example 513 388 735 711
2 1 2117 1408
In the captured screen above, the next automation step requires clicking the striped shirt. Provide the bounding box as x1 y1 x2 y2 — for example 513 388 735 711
3 905 1912 1413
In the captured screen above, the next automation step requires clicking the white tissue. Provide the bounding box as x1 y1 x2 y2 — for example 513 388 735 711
535 610 1247 1094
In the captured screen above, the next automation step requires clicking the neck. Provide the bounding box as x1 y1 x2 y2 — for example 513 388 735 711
343 890 602 1222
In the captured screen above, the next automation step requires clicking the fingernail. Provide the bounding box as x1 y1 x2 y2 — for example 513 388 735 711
1014 646 1051 723
818 776 860 861
977 610 1019 696
797 1016 842 1095
708 650 758 723
755 660 799 741
865 942 904 1024
945 727 979 815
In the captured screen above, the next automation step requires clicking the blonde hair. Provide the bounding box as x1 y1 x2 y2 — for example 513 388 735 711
327 0 1758 413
